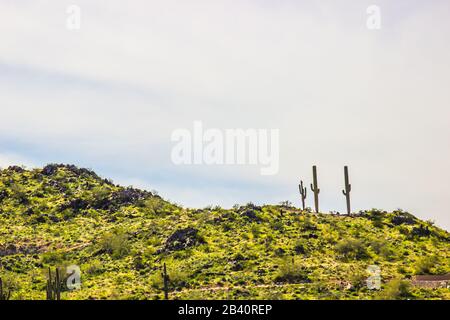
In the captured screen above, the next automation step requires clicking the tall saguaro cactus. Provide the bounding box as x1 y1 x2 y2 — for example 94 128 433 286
342 166 352 214
162 263 169 300
46 267 61 300
298 180 307 210
310 166 320 213
0 278 11 300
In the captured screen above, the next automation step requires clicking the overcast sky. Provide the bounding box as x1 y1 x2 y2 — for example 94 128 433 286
1 0 449 230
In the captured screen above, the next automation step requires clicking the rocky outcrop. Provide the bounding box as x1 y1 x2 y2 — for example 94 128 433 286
162 227 205 252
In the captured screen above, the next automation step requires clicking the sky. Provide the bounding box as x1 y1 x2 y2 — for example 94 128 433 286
0 0 449 230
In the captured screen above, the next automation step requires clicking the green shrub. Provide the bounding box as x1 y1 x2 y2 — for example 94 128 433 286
9 183 29 205
250 224 262 238
169 267 189 288
149 265 189 290
370 240 395 260
91 185 111 201
41 251 65 265
376 279 411 300
415 255 438 275
349 271 367 290
272 220 284 232
301 217 318 231
336 238 368 260
143 197 165 214
274 257 310 283
84 259 104 275
99 229 130 259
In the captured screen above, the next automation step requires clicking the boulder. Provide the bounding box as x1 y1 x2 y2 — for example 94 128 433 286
163 227 204 252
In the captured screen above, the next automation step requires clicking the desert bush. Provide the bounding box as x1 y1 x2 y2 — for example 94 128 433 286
84 259 104 275
415 255 438 275
91 185 111 201
372 216 384 228
143 197 165 215
376 279 411 300
301 217 318 231
41 251 66 265
169 267 189 288
149 265 189 290
349 271 367 290
336 238 368 260
272 220 284 232
370 240 396 260
250 223 262 238
279 200 292 208
274 257 310 283
99 229 130 259
9 183 29 205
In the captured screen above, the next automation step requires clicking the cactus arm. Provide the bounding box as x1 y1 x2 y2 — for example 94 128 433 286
299 186 307 197
56 268 61 300
46 267 62 300
342 190 347 196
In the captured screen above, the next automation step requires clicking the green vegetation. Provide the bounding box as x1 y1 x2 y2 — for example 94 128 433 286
376 279 412 300
0 164 449 300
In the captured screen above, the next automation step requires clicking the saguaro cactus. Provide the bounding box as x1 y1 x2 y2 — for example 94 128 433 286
0 278 11 300
161 263 169 300
342 166 351 214
310 166 320 213
298 180 307 210
46 267 61 300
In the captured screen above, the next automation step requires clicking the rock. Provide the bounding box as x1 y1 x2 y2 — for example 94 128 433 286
92 187 152 211
0 243 43 257
112 188 150 204
229 253 246 271
60 198 89 212
391 212 416 226
411 225 432 237
294 243 306 254
0 190 8 202
7 166 25 173
42 164 59 176
41 164 105 181
230 260 245 271
240 209 262 222
48 215 60 223
302 233 318 239
0 244 18 256
133 256 146 271
163 227 204 252
238 203 262 213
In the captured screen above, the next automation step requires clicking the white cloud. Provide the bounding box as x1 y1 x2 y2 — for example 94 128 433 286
0 153 35 169
0 0 449 229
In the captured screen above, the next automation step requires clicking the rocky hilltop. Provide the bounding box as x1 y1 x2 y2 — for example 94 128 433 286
0 164 449 300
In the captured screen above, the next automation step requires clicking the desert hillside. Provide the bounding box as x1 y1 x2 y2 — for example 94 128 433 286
0 164 449 300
